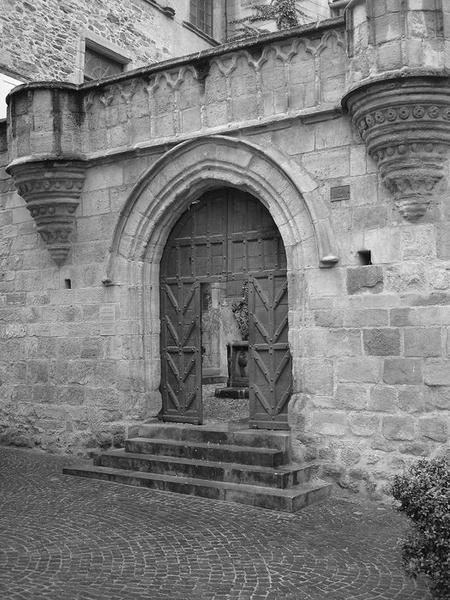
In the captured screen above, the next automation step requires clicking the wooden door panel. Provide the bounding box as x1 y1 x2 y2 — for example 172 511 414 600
160 279 202 424
160 190 292 428
248 273 291 429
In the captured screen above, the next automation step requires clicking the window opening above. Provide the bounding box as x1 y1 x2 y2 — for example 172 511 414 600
190 0 213 37
83 46 125 82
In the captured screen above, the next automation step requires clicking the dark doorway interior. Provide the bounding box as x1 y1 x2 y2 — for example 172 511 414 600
159 188 292 429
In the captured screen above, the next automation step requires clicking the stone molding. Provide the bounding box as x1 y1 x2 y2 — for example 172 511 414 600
105 135 339 411
343 77 450 220
8 159 86 265
107 135 339 276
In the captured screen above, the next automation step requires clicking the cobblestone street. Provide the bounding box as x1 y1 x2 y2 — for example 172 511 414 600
0 447 430 600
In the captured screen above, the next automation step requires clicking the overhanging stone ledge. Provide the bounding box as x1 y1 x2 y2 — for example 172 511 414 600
343 74 450 221
6 157 86 266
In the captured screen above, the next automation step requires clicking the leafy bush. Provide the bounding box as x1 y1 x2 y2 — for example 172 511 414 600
251 0 303 30
390 457 449 599
231 0 308 38
231 281 249 341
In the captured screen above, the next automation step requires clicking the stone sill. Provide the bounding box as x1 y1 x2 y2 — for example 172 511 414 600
182 21 220 46
141 0 175 19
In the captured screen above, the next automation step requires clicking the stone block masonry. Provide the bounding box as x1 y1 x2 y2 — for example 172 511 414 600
1 4 450 501
0 0 212 84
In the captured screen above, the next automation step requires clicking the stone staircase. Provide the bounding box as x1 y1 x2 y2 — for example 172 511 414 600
63 423 332 512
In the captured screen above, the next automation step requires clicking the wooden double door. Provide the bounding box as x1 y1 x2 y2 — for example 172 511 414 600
159 190 292 429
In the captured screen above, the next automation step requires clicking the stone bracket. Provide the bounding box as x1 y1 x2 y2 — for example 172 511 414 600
7 158 86 265
343 76 450 221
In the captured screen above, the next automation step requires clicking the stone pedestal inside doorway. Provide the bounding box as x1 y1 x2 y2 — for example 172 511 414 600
204 341 250 423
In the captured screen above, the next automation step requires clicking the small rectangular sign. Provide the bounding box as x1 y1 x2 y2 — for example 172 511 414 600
330 185 350 202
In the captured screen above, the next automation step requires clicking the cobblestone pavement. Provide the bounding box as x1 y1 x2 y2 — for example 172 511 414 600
0 447 430 600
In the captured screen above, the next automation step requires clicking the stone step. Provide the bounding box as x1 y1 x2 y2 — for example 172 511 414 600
95 450 318 488
132 423 290 452
125 437 285 467
62 465 332 512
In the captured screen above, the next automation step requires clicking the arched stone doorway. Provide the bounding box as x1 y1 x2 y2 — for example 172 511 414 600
159 188 292 429
106 135 339 425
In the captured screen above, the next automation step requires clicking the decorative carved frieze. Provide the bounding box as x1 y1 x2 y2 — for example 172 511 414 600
8 159 86 265
343 77 450 220
82 28 346 147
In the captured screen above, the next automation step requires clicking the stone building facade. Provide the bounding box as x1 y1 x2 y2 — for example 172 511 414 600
0 0 214 83
1 0 450 499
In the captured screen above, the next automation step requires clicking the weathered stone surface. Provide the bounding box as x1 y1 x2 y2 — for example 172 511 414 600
311 412 347 437
335 385 368 410
383 359 422 385
424 360 450 386
337 358 381 383
399 442 431 457
347 266 384 295
371 436 395 452
339 446 362 466
326 329 362 357
349 414 380 437
404 327 442 357
418 417 448 443
385 263 427 294
401 226 436 260
344 309 389 328
363 328 400 356
368 386 397 412
425 386 450 411
398 388 425 413
382 416 415 441
303 360 333 395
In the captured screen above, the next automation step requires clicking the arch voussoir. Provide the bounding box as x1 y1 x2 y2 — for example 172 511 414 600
106 135 339 405
109 135 339 274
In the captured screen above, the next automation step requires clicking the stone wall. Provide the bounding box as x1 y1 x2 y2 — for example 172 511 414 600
7 24 347 163
0 0 211 83
1 12 449 497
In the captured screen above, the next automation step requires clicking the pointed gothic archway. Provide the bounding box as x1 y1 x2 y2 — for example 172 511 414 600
106 135 339 421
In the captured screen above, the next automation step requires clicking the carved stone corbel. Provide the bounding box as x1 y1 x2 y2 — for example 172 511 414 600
343 77 450 221
8 159 86 265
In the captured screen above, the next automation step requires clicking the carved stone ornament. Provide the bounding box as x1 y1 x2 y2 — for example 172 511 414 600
343 77 450 221
8 159 86 265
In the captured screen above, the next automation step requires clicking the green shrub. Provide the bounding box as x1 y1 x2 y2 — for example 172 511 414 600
231 281 249 341
390 457 449 599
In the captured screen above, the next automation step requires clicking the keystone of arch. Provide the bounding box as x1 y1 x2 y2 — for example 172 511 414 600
107 135 339 282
